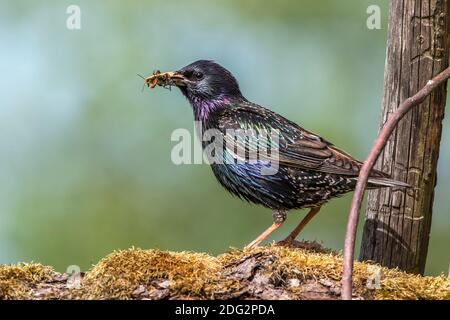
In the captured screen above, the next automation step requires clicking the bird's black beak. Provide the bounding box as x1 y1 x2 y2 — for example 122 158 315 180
145 71 186 89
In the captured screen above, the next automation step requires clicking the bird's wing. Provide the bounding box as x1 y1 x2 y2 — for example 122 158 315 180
280 130 365 176
217 103 387 178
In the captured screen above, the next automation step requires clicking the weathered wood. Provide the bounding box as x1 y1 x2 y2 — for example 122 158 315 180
360 0 449 274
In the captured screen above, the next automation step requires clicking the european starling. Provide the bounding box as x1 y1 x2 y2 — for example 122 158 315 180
144 60 409 249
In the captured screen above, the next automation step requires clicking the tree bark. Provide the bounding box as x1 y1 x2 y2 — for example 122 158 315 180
360 0 449 274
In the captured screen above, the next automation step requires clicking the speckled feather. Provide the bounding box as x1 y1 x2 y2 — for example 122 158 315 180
169 60 408 211
203 101 374 210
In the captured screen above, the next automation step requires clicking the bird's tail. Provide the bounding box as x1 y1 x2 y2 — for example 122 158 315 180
367 177 412 188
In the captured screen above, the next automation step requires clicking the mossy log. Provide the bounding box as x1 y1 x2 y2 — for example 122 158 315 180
1 243 449 300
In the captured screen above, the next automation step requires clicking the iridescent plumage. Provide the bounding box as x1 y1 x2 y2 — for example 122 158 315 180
147 60 409 248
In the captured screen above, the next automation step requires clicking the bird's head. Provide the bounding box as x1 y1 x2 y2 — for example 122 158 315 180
145 60 243 104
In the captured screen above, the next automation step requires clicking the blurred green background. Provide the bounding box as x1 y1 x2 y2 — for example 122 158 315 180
0 0 449 275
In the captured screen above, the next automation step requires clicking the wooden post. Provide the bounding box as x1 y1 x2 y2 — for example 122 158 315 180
360 0 449 274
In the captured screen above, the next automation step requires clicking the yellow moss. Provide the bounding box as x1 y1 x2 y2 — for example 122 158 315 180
374 269 450 300
78 248 221 299
0 263 54 299
218 245 450 300
1 246 449 300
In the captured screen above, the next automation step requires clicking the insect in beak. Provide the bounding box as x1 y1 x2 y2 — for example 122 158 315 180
143 70 186 90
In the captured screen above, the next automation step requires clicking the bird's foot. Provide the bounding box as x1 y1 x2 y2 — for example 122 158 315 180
244 221 284 250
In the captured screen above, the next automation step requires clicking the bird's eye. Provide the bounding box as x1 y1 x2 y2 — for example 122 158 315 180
193 71 204 80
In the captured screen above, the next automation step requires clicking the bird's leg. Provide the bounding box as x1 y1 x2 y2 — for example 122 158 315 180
279 206 322 245
244 210 286 250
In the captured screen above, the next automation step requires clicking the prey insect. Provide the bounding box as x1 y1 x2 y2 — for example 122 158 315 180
143 70 184 91
148 70 172 90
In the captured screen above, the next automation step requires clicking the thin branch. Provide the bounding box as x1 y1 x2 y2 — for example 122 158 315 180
341 66 450 300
